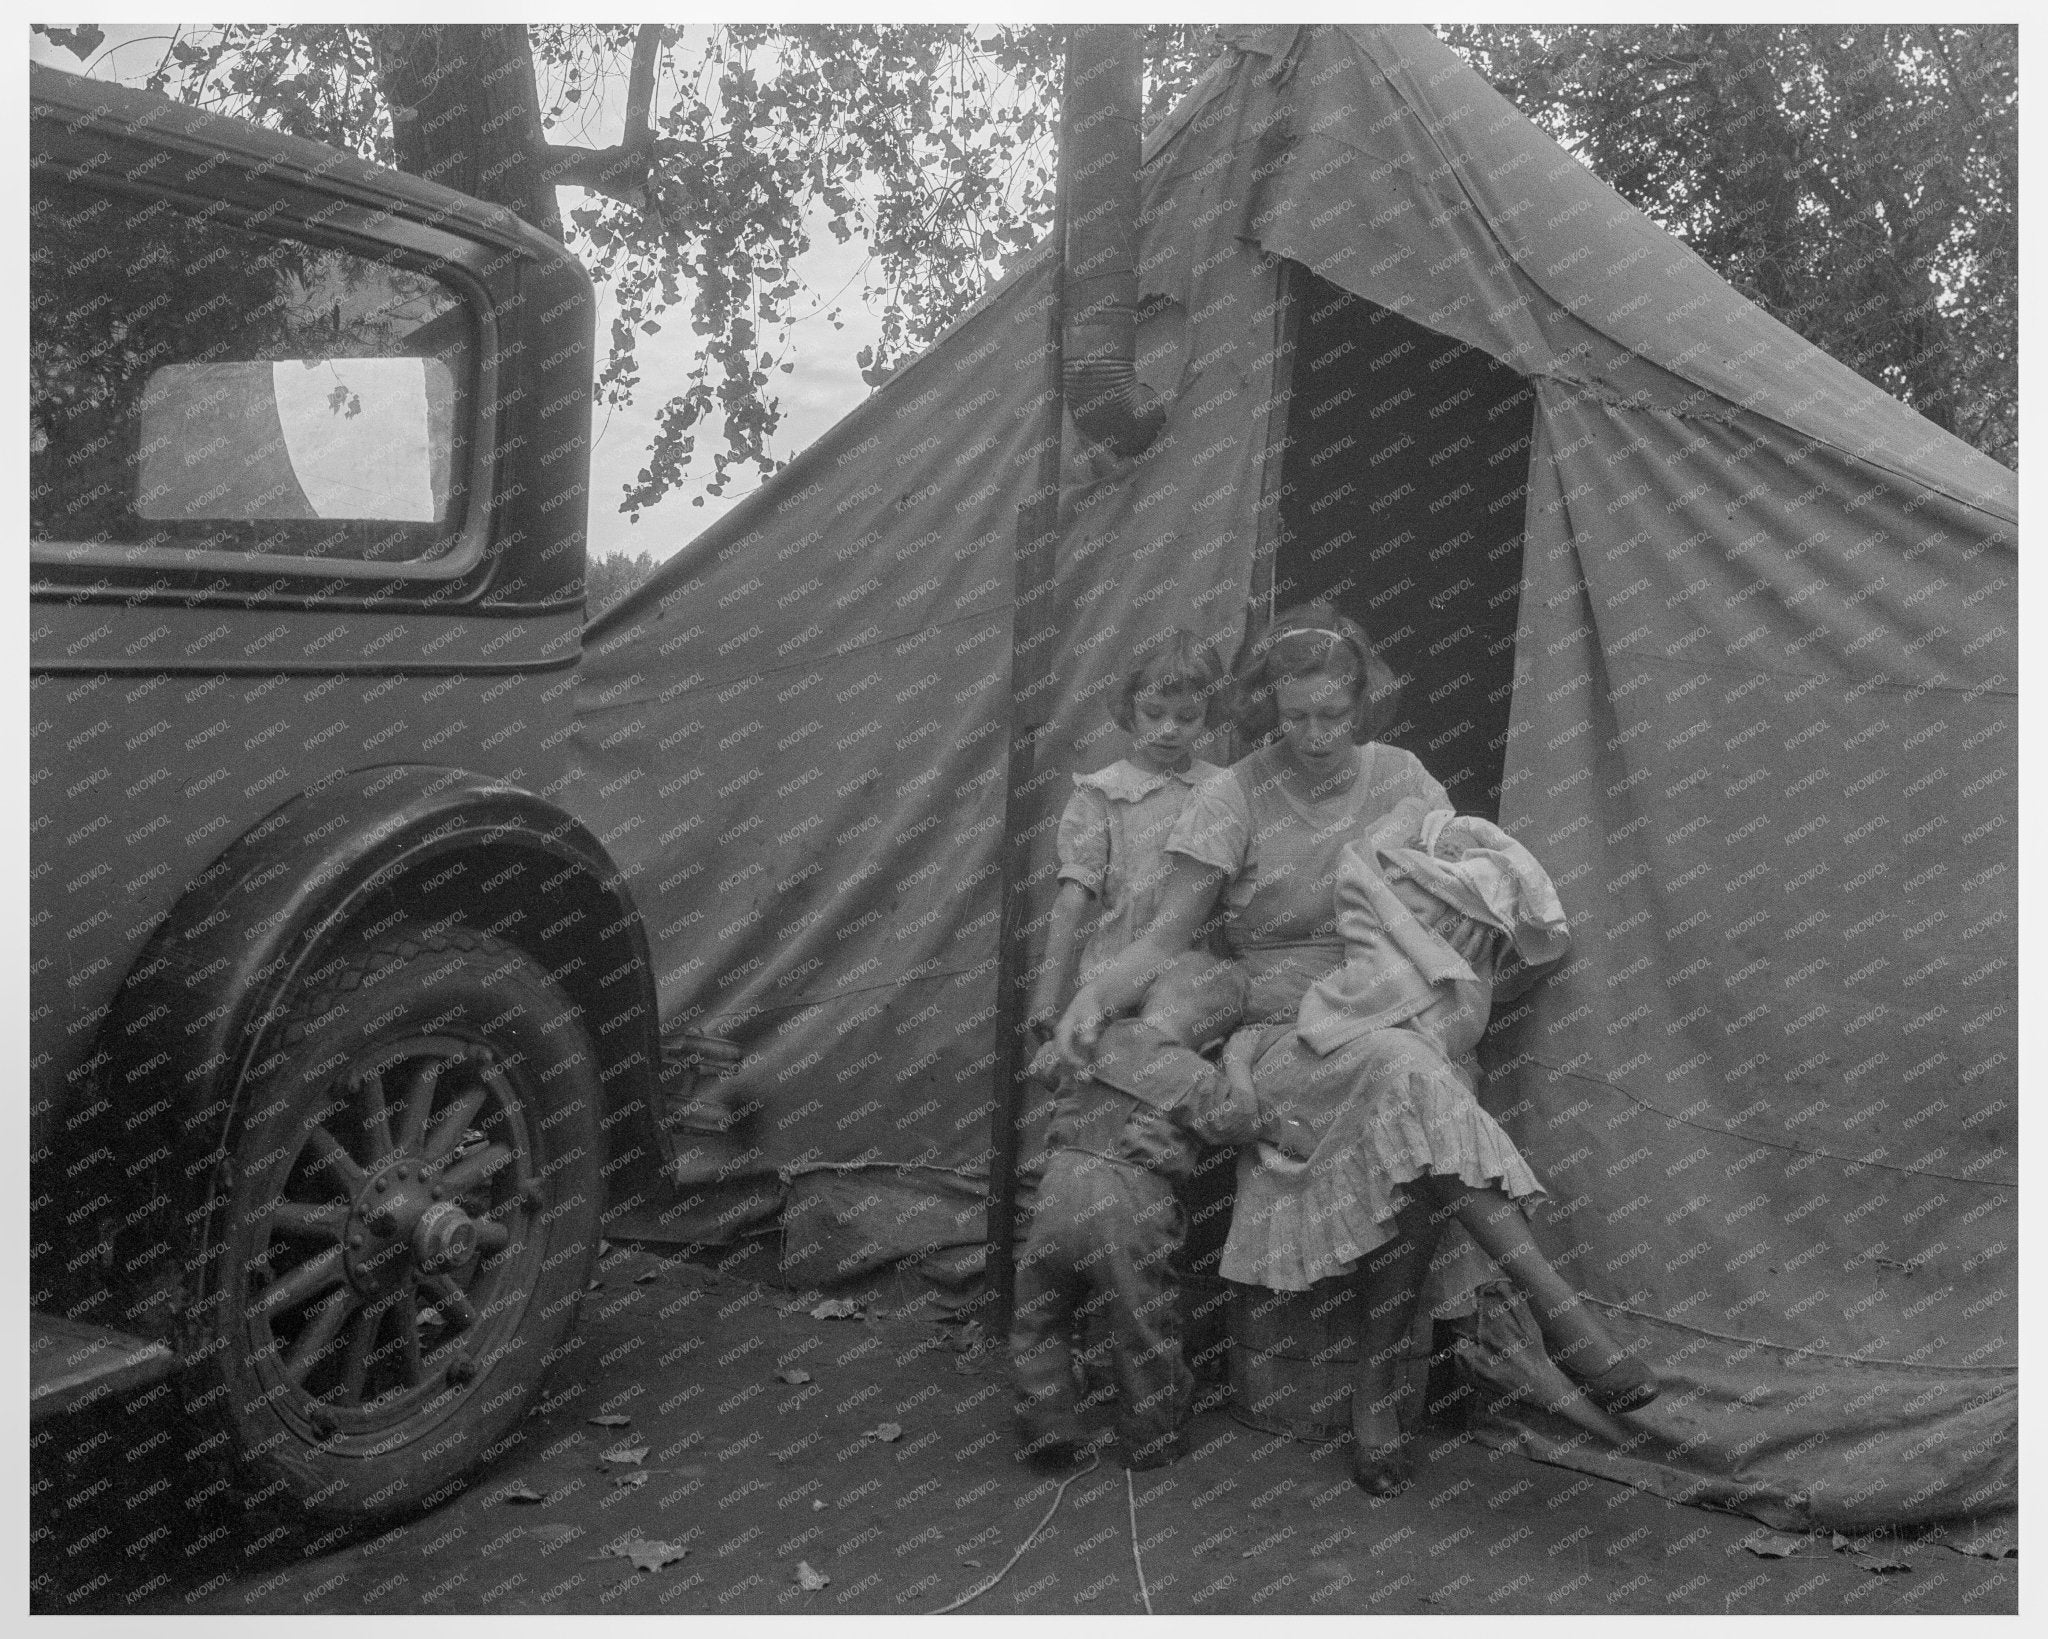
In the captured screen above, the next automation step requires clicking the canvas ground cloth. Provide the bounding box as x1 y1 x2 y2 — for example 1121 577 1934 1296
573 25 2015 1530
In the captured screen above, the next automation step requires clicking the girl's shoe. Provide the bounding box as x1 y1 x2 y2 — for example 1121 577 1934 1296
1016 1401 1093 1469
1349 1435 1413 1497
1563 1354 1660 1414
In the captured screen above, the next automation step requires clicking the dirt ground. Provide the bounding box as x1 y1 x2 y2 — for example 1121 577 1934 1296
31 1241 2017 1618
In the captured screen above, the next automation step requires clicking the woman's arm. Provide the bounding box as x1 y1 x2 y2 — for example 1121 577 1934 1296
1385 744 1454 819
1055 853 1227 1066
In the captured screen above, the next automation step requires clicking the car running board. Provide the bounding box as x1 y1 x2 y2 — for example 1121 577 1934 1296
30 1313 177 1421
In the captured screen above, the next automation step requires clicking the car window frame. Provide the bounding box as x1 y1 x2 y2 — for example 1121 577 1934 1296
27 154 503 601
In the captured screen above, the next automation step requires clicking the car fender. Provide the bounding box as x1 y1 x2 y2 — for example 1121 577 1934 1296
97 764 662 1230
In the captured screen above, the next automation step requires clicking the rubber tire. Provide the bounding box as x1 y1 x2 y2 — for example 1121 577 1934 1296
183 924 603 1521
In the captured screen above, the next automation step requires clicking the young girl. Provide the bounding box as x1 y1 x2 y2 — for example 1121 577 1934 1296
1010 630 1256 1470
1026 629 1239 1058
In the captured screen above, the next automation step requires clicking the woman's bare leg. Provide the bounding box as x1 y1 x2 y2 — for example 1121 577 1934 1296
1411 1177 1629 1378
1347 1199 1436 1492
1351 1229 1424 1448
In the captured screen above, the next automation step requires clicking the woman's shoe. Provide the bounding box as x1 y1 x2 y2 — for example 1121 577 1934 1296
1349 1436 1414 1497
1018 1427 1090 1470
1563 1354 1660 1415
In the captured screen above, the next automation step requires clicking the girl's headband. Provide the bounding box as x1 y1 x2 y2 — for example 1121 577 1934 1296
1261 624 1364 665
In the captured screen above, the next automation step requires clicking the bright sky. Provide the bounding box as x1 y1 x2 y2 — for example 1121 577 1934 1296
29 23 888 563
583 225 884 561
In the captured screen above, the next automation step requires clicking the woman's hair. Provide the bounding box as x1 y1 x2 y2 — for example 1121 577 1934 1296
1232 599 1401 744
1109 628 1229 730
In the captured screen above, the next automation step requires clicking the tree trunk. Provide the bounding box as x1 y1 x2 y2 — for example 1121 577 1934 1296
368 23 562 240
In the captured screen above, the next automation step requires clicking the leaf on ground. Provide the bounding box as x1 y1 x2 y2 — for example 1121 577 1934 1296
866 1422 903 1443
1239 1528 1294 1560
500 1482 547 1505
587 1279 604 1291
776 1367 813 1384
948 1319 985 1353
811 1298 861 1320
527 1523 581 1544
604 1537 687 1573
635 1270 662 1283
795 1561 830 1591
1944 1524 2016 1560
811 1499 827 1511
612 1471 650 1490
1829 1531 1914 1572
600 1443 651 1466
1740 1530 1811 1558
628 1540 687 1573
588 1413 634 1427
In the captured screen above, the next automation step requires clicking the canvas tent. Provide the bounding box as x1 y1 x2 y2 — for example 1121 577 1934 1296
574 24 2016 1532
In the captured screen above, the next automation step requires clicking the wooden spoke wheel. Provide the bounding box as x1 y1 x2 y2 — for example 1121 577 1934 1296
187 926 603 1520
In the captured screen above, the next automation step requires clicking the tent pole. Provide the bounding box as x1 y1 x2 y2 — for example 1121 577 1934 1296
984 41 1074 1344
1248 259 1299 640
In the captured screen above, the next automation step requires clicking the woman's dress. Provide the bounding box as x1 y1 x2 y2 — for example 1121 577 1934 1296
1165 741 1544 1294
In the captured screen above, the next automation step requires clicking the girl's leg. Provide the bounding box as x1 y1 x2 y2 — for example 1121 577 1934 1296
1410 1176 1632 1379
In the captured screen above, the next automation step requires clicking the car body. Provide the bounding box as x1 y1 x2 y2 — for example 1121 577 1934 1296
29 60 668 1520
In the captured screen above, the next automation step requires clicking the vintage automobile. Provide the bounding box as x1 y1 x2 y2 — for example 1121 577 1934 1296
29 61 670 1520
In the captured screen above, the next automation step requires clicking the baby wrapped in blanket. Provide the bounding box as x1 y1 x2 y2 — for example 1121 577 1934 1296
1296 797 1571 1063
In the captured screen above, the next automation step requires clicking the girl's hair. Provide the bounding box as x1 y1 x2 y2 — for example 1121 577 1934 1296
1232 599 1401 743
1109 628 1229 730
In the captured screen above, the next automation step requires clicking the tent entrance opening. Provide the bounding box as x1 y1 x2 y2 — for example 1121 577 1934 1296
1276 269 1536 819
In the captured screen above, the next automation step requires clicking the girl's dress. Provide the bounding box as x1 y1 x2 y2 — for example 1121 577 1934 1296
1165 742 1548 1295
1056 756 1224 986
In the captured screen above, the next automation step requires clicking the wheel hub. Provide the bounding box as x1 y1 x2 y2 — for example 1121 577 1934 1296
344 1160 475 1297
413 1200 477 1275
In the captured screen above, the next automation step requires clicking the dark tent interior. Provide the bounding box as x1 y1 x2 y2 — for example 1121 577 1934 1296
1278 268 1536 820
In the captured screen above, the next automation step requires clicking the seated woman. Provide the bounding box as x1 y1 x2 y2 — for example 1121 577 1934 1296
1056 601 1656 1497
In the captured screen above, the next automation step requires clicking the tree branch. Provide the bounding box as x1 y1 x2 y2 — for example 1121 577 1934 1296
542 142 653 206
625 23 661 145
544 26 664 210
